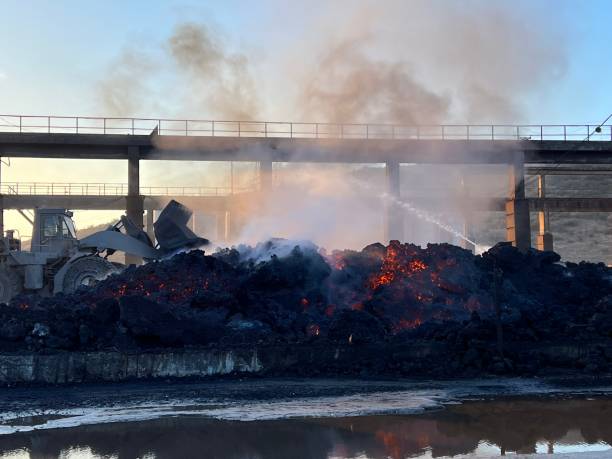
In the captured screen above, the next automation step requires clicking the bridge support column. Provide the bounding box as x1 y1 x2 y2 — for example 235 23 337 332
216 211 229 243
505 152 531 252
385 160 404 242
536 174 554 251
459 173 475 253
260 160 272 192
0 194 4 237
126 146 143 265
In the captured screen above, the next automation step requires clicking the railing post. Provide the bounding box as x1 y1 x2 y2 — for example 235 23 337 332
315 123 319 139
290 123 293 138
441 125 445 140
185 119 188 136
238 122 241 137
540 125 543 141
264 122 268 137
19 116 22 133
212 120 215 136
586 125 590 141
491 125 494 140
158 120 161 135
48 116 51 133
76 117 79 134
516 125 519 140
340 124 343 139
467 125 470 140
103 118 106 134
366 124 369 139
564 125 566 141
132 118 135 135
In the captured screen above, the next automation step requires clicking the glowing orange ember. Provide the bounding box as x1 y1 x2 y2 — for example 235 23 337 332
392 318 423 333
369 244 428 289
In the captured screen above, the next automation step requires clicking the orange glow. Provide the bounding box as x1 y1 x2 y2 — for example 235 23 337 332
369 243 428 289
325 304 336 317
376 430 402 459
392 318 423 333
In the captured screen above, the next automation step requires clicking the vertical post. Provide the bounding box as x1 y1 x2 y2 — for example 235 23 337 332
0 158 3 236
384 160 403 242
126 146 144 265
505 151 531 251
536 174 553 251
459 171 475 253
259 159 273 192
216 211 230 243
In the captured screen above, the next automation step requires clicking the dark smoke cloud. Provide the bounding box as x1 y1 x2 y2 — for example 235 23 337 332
168 22 259 120
299 36 450 124
96 23 259 119
292 0 567 124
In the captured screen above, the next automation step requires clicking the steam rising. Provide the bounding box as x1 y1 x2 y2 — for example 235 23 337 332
95 1 569 252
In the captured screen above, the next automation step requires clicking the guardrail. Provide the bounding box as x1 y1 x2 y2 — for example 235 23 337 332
0 182 254 197
1 115 611 141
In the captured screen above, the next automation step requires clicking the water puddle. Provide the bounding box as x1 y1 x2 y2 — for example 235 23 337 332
1 396 611 458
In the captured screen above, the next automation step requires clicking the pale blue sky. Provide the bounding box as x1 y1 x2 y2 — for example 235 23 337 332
0 0 610 123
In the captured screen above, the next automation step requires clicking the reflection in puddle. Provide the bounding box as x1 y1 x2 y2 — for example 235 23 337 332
1 397 611 458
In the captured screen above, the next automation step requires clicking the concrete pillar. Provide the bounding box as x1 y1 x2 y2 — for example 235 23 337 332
0 195 4 237
459 173 475 253
260 160 272 192
505 152 531 251
536 174 554 251
216 211 229 243
126 146 143 265
384 160 404 241
0 157 4 236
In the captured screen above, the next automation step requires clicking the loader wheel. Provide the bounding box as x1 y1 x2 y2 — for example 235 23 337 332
0 267 22 305
62 256 116 294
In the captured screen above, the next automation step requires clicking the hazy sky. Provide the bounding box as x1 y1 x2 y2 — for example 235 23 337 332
0 0 611 237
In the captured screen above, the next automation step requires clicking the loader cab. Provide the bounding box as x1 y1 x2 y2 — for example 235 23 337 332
31 209 78 255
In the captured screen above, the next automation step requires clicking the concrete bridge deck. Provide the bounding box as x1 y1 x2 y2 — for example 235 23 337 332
1 115 611 255
1 132 612 164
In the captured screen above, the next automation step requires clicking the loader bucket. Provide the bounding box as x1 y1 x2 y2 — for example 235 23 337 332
154 200 209 253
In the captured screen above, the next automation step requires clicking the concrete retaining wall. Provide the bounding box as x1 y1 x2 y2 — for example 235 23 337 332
0 348 263 385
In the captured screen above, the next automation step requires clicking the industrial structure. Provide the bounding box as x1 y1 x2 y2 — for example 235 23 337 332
0 115 611 257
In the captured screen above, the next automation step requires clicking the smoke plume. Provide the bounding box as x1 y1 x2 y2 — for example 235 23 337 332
96 23 260 119
94 1 573 255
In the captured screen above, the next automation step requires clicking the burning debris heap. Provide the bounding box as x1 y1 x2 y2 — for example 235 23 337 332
0 240 611 377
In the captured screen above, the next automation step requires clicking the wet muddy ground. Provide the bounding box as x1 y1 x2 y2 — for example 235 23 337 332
1 378 612 458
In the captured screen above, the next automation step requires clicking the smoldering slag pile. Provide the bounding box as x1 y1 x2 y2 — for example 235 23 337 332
1 240 611 377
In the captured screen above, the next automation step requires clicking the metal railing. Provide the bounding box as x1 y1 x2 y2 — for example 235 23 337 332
0 182 254 197
1 114 611 141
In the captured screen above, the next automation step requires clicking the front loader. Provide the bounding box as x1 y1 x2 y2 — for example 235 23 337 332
0 200 208 304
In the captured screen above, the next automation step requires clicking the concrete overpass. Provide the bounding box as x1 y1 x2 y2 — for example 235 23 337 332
1 115 612 253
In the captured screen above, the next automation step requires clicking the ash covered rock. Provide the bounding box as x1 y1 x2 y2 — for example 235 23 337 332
0 239 611 378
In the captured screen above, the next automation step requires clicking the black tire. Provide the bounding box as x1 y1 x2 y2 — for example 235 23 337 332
0 266 22 304
62 256 116 294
